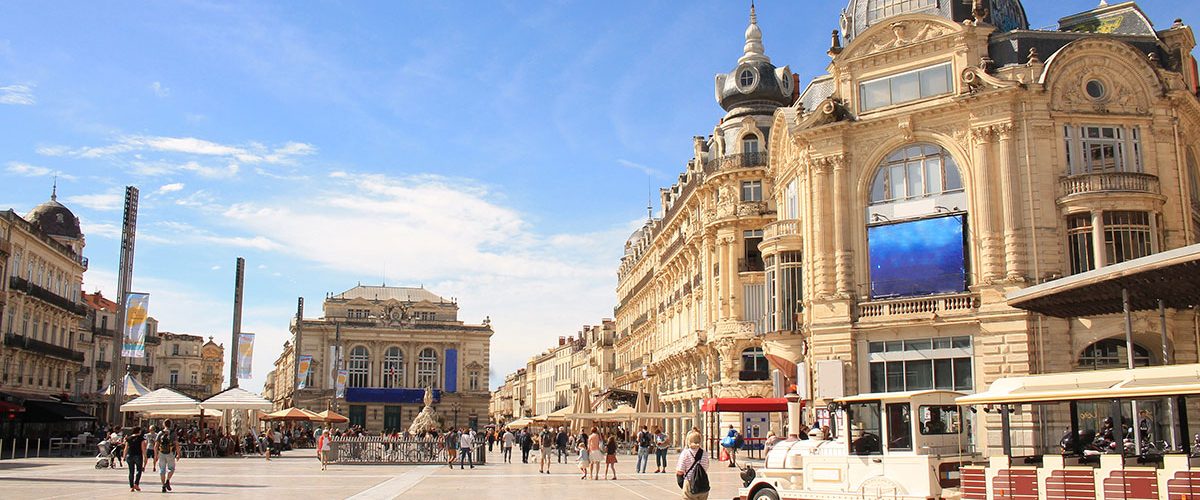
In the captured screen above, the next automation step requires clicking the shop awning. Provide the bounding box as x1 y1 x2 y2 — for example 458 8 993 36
956 364 1200 405
700 397 789 413
22 400 96 422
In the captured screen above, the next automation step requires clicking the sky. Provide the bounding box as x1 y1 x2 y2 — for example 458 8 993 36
1 0 1196 393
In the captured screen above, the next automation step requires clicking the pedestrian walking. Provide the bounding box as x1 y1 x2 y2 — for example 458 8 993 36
144 425 159 472
587 427 602 480
157 420 179 493
264 431 273 462
458 428 475 469
123 426 148 492
501 428 515 463
635 425 651 473
721 424 742 468
538 427 553 473
575 441 590 480
486 429 495 452
675 431 711 500
519 429 533 463
445 428 460 468
316 426 332 471
603 434 619 480
654 427 670 473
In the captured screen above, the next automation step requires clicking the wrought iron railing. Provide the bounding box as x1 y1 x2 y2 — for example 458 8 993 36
9 276 88 316
330 437 487 465
3 333 85 362
703 152 768 174
1058 172 1160 198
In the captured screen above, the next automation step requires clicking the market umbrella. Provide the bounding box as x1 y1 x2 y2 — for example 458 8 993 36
120 388 200 413
104 374 152 397
261 407 316 421
314 409 348 424
570 384 592 430
199 387 274 411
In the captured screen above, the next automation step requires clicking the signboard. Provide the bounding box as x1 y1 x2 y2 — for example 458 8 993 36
121 292 150 358
237 333 255 379
327 346 340 390
296 355 313 390
335 369 348 399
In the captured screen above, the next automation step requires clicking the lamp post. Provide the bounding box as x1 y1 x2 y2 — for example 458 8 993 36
453 401 461 429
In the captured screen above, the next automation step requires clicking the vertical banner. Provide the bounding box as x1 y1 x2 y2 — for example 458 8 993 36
335 369 348 399
121 293 151 358
237 333 255 379
327 346 340 389
296 355 313 390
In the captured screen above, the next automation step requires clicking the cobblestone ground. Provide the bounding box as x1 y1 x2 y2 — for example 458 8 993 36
0 448 752 499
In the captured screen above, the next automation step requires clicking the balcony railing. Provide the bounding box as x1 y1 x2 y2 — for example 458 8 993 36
703 152 768 174
738 370 770 381
764 220 800 240
660 236 685 263
9 276 88 316
3 333 85 362
855 292 979 321
738 257 765 273
1058 172 1160 199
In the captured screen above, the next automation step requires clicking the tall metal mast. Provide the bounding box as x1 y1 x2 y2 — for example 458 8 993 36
229 257 245 388
292 297 303 406
108 186 138 426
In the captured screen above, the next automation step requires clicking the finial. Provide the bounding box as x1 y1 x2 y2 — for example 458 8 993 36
739 1 769 64
1098 0 1108 7
750 1 757 25
51 174 57 201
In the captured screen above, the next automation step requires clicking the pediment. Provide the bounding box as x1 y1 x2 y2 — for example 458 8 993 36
840 14 965 61
1041 38 1164 115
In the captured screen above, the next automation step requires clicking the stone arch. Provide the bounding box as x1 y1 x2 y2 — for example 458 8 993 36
1041 38 1164 115
852 131 974 218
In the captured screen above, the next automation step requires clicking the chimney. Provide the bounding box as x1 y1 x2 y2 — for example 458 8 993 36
558 336 566 346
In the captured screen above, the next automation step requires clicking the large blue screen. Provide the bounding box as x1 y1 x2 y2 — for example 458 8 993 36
867 215 966 298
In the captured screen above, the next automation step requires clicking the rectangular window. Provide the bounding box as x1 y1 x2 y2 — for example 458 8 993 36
1103 211 1152 264
867 0 936 22
1067 213 1095 275
169 370 179 385
859 63 953 112
349 405 367 428
743 230 764 272
867 336 974 393
1064 125 1142 174
919 405 960 435
741 180 763 202
785 179 799 219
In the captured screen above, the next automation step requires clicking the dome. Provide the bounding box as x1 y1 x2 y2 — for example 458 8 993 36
840 0 1028 42
25 191 82 240
715 5 794 114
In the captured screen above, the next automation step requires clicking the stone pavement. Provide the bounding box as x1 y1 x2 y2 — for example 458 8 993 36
0 448 752 499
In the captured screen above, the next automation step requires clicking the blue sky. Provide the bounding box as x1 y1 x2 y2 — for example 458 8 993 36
1 1 1196 392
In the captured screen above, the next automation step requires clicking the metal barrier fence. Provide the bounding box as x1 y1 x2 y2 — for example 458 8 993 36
330 436 487 465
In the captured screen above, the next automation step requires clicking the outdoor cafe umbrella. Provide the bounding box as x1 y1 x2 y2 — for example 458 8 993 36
313 409 348 424
104 373 152 398
120 388 200 413
199 387 274 412
261 407 316 422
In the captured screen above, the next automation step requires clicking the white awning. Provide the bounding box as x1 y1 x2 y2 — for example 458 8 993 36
200 387 274 411
956 364 1200 406
120 388 200 413
104 374 152 397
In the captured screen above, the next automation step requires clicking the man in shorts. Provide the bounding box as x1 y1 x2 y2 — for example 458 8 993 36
144 425 159 471
157 420 180 493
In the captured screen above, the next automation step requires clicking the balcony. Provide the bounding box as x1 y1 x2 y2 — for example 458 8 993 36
703 152 768 174
1057 172 1160 200
92 327 116 338
96 360 111 371
660 236 685 263
0 237 10 257
3 333 85 362
764 220 800 241
9 276 88 316
855 292 979 322
738 370 770 381
738 258 765 273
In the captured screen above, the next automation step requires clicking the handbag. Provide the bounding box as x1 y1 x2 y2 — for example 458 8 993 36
677 448 704 489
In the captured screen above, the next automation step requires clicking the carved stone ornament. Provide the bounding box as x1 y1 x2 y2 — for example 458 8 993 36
860 21 953 56
961 66 1020 94
799 97 853 129
1045 39 1160 115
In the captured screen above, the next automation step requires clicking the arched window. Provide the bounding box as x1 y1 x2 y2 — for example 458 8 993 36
1077 339 1152 371
417 348 440 389
382 347 404 388
869 144 962 205
348 346 370 388
742 134 759 154
741 347 768 373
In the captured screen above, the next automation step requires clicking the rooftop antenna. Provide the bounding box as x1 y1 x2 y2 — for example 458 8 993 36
646 173 653 222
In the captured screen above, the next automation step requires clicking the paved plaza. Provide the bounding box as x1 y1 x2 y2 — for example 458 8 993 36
0 448 749 499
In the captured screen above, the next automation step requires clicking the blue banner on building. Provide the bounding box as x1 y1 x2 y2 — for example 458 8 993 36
444 348 457 393
345 388 441 404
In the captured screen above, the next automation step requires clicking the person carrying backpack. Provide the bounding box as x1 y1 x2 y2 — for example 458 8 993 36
635 425 652 473
156 420 179 493
720 424 742 468
675 430 710 499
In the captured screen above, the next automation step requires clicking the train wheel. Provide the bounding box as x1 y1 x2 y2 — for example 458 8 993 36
751 487 780 500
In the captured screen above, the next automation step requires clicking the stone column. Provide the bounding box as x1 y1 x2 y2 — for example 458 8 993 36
996 124 1025 280
831 154 853 296
1091 210 1107 269
812 161 834 297
971 126 1004 282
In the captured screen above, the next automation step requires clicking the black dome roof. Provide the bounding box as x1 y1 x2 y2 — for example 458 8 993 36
715 5 793 115
26 195 82 240
840 0 1028 42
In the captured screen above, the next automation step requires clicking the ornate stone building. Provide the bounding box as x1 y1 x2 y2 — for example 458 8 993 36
0 191 89 400
154 333 224 399
760 0 1200 453
272 284 492 432
612 5 793 441
80 291 158 406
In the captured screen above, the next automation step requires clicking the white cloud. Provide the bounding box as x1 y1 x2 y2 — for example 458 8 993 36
157 182 185 194
5 162 77 180
0 84 35 105
616 158 663 177
210 265 221 271
64 191 124 211
150 81 170 97
79 220 120 239
149 220 281 251
38 135 318 178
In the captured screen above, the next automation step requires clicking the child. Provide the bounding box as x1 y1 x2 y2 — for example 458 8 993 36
576 441 590 480
604 435 618 480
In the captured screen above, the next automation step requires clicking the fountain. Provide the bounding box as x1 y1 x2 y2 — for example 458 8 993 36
407 387 442 434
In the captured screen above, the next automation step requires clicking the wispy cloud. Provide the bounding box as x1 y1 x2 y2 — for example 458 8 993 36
0 84 35 105
64 190 124 211
157 182 185 194
38 135 317 178
150 81 170 97
617 158 663 177
151 220 281 251
5 162 78 180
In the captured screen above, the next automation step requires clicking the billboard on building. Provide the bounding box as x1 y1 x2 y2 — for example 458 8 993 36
236 333 255 379
335 369 348 399
121 292 150 358
867 214 967 298
296 355 313 390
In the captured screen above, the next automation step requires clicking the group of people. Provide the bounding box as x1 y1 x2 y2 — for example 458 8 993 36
100 420 181 493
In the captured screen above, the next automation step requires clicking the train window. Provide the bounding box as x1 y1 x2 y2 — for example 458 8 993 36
919 405 960 435
887 403 913 451
847 402 883 455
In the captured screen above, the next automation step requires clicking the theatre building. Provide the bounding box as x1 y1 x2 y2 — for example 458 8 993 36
762 0 1200 453
275 285 492 432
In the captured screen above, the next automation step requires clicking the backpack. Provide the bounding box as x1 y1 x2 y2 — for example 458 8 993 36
689 449 711 494
158 430 172 452
638 431 652 448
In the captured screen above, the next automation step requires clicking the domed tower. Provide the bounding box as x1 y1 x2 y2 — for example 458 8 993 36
714 3 796 121
840 0 1028 42
25 184 85 253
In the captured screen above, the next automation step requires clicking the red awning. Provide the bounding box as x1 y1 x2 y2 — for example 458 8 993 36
700 397 792 413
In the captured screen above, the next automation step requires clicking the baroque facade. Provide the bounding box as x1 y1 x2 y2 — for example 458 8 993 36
760 0 1200 454
267 284 492 432
154 332 224 399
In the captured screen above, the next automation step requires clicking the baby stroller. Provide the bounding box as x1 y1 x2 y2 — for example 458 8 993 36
95 440 113 469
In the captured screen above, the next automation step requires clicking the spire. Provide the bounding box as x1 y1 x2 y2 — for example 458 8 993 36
51 174 57 201
739 2 770 64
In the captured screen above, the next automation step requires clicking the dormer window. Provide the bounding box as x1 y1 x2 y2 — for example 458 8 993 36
742 135 759 154
739 69 755 87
